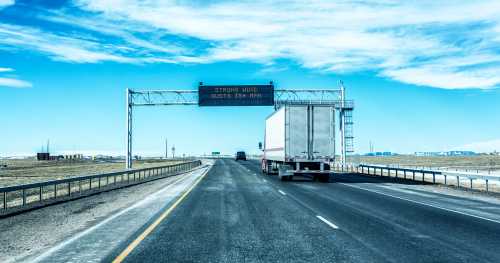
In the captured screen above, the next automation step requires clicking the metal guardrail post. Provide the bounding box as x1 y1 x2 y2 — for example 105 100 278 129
444 175 447 185
432 173 435 184
456 176 460 188
54 184 57 198
39 186 42 201
486 179 489 192
3 191 7 210
22 189 26 206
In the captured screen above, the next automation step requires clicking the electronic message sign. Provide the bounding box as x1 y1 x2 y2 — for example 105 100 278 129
198 83 274 106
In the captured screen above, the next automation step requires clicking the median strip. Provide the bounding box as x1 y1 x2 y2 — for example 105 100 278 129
316 215 339 229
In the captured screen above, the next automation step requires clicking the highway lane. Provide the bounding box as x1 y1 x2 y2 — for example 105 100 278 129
18 165 212 263
118 159 500 263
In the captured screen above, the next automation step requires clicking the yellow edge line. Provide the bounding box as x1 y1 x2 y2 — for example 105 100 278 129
112 166 211 263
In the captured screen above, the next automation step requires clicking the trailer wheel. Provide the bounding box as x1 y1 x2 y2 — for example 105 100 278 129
319 174 330 183
280 175 291 181
262 160 271 175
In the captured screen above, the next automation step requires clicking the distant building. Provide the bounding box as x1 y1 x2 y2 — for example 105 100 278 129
63 154 83 160
37 152 50 160
364 152 395 156
414 151 477 157
37 153 65 161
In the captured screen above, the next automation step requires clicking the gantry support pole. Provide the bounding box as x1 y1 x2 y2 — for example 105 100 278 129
339 81 346 165
340 109 345 165
126 89 133 169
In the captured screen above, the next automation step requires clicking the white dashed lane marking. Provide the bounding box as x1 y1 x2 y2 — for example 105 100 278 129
316 215 339 229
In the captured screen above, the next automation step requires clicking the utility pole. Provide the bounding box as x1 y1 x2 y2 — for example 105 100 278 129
165 138 168 159
172 145 175 159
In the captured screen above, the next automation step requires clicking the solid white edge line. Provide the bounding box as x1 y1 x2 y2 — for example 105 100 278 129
339 183 500 225
278 190 286 196
316 215 339 229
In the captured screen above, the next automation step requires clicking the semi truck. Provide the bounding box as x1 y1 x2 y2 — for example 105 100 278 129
262 105 335 182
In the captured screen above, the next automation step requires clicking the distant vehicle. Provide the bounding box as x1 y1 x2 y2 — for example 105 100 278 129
262 105 334 182
235 151 247 161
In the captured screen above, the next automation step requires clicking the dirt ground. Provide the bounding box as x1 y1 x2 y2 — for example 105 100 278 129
349 155 500 173
0 158 183 187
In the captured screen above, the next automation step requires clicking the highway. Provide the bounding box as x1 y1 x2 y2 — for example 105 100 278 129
113 159 500 263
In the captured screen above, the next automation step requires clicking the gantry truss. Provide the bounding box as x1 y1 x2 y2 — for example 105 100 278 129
126 84 354 168
130 89 354 109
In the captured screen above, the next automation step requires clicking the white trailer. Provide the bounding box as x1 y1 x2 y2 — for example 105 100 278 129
262 105 335 181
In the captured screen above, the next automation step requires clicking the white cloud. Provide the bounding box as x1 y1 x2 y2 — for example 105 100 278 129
0 0 14 8
0 67 13 72
0 77 32 88
0 23 138 63
383 65 500 90
3 1 500 89
72 0 500 89
454 139 500 153
0 66 32 88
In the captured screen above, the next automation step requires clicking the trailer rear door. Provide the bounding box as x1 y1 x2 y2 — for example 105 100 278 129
286 106 308 160
312 106 334 160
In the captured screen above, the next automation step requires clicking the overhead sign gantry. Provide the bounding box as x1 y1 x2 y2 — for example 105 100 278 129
126 81 354 169
198 83 275 106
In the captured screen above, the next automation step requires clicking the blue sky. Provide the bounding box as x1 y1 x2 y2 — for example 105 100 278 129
1 0 500 156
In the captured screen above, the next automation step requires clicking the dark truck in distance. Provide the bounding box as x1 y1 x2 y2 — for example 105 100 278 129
235 151 247 161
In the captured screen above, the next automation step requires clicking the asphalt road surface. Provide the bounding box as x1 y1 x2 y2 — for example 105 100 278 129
115 159 500 263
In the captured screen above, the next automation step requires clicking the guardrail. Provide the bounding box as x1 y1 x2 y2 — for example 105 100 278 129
332 163 500 193
0 160 202 217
